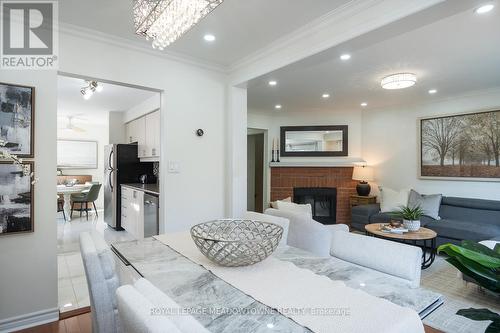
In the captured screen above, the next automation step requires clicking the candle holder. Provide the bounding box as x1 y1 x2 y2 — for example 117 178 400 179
271 149 275 162
276 149 280 162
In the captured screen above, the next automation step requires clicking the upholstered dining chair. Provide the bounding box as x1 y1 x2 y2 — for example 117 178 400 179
79 232 121 333
116 278 209 333
71 183 102 220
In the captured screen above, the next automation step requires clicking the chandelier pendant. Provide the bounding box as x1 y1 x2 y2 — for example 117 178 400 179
133 0 224 50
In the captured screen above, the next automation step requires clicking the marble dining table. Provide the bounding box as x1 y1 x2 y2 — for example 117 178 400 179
112 238 443 332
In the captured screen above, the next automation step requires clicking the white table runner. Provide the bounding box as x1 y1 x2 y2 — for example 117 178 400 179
155 233 424 333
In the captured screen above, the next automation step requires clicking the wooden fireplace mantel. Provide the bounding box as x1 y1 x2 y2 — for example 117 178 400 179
269 158 365 168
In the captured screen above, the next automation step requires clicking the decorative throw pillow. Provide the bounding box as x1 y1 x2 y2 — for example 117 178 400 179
379 187 410 212
408 190 442 220
270 197 292 209
276 200 313 218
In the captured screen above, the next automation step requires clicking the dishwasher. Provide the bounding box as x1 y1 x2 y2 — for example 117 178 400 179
143 193 159 238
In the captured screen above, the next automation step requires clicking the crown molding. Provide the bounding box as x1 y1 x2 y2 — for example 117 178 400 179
229 0 444 85
59 22 228 74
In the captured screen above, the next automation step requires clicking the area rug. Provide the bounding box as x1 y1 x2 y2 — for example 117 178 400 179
421 256 499 333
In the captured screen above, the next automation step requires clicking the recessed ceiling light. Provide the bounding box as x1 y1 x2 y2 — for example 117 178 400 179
275 104 282 110
428 89 437 94
322 93 330 99
381 73 417 90
360 102 368 107
340 54 351 61
268 80 277 86
203 34 216 42
475 4 495 14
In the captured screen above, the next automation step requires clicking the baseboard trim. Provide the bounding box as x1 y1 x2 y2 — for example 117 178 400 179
0 308 59 333
59 306 90 320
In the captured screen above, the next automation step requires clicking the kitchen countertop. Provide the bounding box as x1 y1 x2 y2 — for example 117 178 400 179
121 183 159 195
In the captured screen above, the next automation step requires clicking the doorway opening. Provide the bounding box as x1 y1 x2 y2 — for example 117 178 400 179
56 73 162 314
247 128 267 213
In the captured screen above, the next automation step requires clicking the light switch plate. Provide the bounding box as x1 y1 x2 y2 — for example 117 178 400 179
168 161 180 173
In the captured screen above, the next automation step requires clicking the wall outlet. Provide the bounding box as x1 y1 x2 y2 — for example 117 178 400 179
168 161 180 173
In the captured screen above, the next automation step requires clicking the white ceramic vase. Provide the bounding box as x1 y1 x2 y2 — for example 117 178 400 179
403 219 421 232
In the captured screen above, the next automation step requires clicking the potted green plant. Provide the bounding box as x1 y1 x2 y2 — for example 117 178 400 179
438 241 500 332
390 205 424 231
438 240 499 294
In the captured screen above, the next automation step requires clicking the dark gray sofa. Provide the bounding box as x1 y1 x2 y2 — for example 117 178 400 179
351 196 500 246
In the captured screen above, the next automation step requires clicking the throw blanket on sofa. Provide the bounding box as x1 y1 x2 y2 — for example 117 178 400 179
155 233 424 333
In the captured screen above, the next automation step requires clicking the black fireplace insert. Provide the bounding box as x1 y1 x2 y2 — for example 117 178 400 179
293 187 337 225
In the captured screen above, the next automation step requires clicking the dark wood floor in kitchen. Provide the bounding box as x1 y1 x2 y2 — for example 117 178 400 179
15 311 442 333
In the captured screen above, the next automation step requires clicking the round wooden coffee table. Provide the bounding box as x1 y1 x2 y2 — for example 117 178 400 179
365 223 437 269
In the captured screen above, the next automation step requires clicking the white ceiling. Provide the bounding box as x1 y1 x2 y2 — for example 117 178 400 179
59 0 352 67
57 76 157 124
247 2 500 113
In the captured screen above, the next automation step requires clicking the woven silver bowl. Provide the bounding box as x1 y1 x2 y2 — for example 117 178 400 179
190 219 283 267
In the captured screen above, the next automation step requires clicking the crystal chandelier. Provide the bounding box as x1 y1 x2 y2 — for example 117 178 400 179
133 0 224 50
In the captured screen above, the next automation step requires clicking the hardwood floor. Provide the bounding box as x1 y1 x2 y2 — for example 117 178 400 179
15 310 443 333
15 312 91 333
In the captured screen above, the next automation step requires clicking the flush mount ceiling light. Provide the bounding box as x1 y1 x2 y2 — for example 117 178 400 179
203 34 216 42
268 80 277 86
133 0 224 50
428 89 437 94
274 104 282 110
80 81 103 100
360 102 368 107
475 4 495 14
322 93 330 99
381 73 417 90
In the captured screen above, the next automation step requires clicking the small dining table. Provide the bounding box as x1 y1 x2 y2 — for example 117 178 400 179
57 184 91 221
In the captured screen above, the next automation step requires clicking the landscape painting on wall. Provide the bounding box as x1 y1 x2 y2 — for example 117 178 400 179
0 83 34 157
0 162 34 235
420 110 500 180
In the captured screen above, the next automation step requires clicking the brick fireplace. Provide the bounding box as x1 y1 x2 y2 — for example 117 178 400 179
270 167 358 225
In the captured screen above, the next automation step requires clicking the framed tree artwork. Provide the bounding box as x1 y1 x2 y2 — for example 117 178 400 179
0 82 35 158
0 161 34 235
419 109 500 181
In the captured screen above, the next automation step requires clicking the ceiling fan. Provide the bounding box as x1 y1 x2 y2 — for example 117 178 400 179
58 115 87 133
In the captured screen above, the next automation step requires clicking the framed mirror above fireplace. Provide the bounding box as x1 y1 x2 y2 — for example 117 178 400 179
280 125 348 157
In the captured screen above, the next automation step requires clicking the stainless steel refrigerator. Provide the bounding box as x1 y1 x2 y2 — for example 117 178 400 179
104 144 154 230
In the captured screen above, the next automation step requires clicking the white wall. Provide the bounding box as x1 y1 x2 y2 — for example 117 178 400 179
248 108 363 163
57 120 109 209
0 72 58 325
59 31 227 233
124 94 161 123
362 88 500 200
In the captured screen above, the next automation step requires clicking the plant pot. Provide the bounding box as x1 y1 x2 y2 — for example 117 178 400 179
403 219 420 232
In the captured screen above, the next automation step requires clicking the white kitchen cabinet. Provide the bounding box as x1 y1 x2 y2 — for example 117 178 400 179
121 186 144 239
125 111 160 160
125 118 144 145
145 110 160 159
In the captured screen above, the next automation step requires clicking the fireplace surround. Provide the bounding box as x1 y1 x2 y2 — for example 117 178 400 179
270 166 357 225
